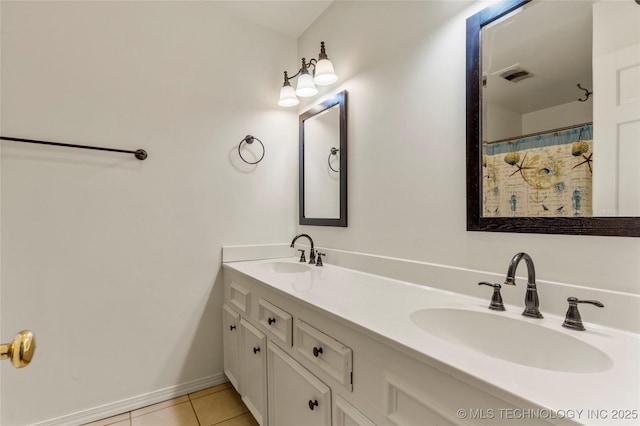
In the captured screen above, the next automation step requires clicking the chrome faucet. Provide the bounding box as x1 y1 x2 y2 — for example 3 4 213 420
503 252 543 318
290 234 316 264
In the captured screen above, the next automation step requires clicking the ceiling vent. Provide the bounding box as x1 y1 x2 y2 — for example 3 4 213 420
499 66 533 83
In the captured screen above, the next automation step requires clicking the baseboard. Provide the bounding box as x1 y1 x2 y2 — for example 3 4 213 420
30 373 228 426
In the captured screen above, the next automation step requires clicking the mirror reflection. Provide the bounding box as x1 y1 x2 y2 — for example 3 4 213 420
482 1 594 217
480 0 639 218
299 91 347 227
466 0 640 236
304 104 341 218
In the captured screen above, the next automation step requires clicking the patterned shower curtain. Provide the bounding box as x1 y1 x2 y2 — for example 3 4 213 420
482 124 593 217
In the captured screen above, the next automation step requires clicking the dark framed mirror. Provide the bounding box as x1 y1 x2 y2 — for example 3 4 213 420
299 90 347 226
466 0 640 237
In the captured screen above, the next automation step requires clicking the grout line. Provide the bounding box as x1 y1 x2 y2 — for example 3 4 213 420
189 398 202 426
211 412 251 426
188 383 233 402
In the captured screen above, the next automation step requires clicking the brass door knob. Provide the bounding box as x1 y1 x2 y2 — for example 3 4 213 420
1 330 36 368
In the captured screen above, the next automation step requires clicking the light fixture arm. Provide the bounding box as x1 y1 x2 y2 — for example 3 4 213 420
283 58 318 84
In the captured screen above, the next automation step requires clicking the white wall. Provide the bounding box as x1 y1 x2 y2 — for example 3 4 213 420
522 99 592 134
485 101 522 141
297 1 640 296
1 2 297 425
486 94 592 142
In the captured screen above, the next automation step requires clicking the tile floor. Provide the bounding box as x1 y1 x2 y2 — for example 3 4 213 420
84 382 258 426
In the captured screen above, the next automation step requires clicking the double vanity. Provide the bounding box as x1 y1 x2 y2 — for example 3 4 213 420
222 248 639 426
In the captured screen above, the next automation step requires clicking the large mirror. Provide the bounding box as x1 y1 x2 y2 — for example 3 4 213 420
466 0 640 236
299 91 347 226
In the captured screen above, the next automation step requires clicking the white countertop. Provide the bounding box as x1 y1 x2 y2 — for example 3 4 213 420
223 257 640 425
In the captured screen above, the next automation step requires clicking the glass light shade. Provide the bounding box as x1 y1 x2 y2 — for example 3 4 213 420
295 73 318 97
313 58 338 85
278 84 299 107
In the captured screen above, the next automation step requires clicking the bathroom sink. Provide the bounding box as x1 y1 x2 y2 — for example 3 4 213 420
410 308 612 373
261 261 311 274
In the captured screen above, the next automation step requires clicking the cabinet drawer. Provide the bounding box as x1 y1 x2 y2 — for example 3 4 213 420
258 298 293 347
294 319 353 390
229 282 251 315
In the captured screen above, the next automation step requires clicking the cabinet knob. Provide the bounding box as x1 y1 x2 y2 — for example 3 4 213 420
312 346 323 357
229 325 236 331
308 399 319 410
253 347 261 354
268 317 276 325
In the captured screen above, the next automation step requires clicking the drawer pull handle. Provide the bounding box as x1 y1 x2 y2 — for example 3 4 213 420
268 317 276 325
229 325 236 331
253 347 261 354
312 347 323 357
308 399 319 410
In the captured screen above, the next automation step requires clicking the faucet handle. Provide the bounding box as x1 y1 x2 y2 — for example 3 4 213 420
297 249 306 263
478 282 505 311
562 297 604 331
316 252 325 267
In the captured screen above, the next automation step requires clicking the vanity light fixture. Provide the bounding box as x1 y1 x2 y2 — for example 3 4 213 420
278 41 338 107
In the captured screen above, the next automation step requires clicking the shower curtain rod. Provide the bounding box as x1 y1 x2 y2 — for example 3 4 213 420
484 121 592 146
0 136 148 160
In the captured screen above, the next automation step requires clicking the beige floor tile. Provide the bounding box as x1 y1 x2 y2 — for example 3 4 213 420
131 396 190 418
189 382 233 400
83 413 130 426
216 413 259 426
131 401 199 426
191 388 248 426
107 421 131 426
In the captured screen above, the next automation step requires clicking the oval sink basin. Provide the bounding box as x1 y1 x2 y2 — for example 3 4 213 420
410 308 612 373
263 262 311 274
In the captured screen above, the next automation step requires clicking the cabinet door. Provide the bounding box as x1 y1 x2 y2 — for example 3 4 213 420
222 304 241 392
335 396 377 426
267 341 331 426
241 318 268 426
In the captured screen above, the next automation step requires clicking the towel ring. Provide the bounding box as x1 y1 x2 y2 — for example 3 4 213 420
328 147 340 172
238 135 265 165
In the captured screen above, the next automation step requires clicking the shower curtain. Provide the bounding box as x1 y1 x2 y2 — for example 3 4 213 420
482 124 593 217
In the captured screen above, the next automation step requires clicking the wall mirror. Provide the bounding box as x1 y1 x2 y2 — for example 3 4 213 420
299 90 347 226
466 0 640 236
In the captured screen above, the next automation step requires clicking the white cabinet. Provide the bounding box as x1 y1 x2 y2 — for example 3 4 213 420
240 319 267 426
222 304 241 391
267 341 331 426
224 264 563 426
